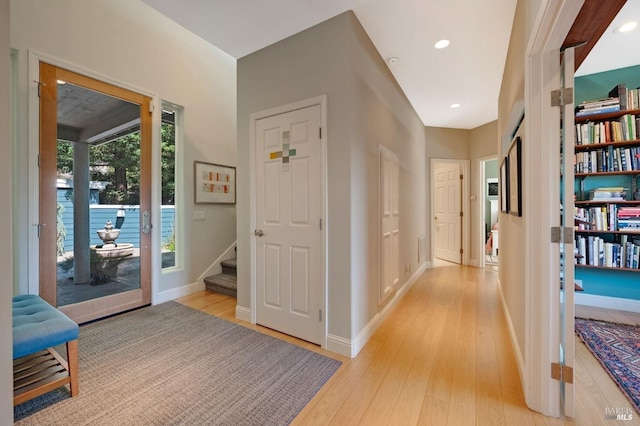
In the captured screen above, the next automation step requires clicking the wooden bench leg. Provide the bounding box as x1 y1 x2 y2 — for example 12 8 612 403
66 340 79 397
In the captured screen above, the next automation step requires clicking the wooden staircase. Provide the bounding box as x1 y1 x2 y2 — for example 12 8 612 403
204 258 237 298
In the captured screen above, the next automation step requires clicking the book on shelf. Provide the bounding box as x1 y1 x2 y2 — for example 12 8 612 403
575 233 640 268
589 187 626 200
609 84 628 111
574 115 639 145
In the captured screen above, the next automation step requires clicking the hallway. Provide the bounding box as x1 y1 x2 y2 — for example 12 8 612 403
177 265 628 424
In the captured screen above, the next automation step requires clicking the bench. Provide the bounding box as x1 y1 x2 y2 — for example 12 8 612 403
12 294 79 405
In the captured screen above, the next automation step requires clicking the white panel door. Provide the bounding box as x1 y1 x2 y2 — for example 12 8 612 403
380 147 399 303
434 162 461 263
255 105 323 344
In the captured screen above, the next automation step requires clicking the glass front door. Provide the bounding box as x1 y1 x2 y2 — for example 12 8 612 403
39 63 152 323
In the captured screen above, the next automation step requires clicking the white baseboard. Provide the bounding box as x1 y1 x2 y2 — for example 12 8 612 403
496 277 526 389
154 281 204 304
425 261 433 269
326 334 352 358
235 305 252 323
350 262 428 358
575 293 640 313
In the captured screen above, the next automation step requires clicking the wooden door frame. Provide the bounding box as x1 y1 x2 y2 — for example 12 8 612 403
429 158 470 267
33 54 159 323
248 95 328 348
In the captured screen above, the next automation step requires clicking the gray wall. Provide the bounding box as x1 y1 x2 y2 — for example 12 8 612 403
1 0 12 417
237 11 426 342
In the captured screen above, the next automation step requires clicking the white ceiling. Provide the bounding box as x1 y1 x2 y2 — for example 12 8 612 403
576 1 640 77
142 0 640 130
143 0 517 130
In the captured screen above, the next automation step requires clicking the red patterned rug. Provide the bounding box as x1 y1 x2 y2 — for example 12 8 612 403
575 318 640 415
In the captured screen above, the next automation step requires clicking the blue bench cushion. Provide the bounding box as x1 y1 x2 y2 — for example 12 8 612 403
12 295 79 359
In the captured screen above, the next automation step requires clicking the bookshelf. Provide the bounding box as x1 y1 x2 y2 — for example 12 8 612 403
574 96 640 272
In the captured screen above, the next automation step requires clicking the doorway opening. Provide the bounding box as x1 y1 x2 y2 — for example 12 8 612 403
480 157 499 269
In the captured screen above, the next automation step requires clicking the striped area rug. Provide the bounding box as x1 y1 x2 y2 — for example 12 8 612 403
575 317 640 415
15 302 341 425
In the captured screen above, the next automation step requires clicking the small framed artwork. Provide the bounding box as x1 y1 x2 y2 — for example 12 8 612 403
508 136 522 216
487 178 498 197
194 161 236 204
500 157 509 213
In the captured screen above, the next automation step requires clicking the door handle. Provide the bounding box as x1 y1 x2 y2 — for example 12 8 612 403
141 211 152 234
254 229 265 237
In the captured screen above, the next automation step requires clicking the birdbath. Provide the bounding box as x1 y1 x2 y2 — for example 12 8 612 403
96 220 120 248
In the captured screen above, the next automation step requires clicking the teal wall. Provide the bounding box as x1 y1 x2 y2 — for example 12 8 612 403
575 65 640 300
575 65 640 105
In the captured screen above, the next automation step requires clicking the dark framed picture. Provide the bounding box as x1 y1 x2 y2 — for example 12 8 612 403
500 157 509 213
194 161 236 204
487 178 498 197
508 136 522 216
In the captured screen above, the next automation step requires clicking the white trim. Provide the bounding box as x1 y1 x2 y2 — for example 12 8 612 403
235 305 252 323
576 294 640 313
155 281 204 304
497 276 526 390
429 158 470 266
350 262 427 358
477 155 499 270
196 241 237 283
326 334 352 358
248 95 328 347
524 0 584 417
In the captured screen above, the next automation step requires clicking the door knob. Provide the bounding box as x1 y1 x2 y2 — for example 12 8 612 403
254 229 265 237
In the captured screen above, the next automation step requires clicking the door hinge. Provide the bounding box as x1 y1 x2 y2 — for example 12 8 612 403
551 362 574 384
37 154 40 168
149 102 155 113
459 211 463 217
319 309 322 322
551 226 574 244
319 127 322 139
319 218 322 230
551 88 573 107
459 248 463 254
35 81 41 97
460 174 463 180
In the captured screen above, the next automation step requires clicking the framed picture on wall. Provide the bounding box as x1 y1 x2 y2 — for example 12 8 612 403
487 178 498 197
508 136 522 216
194 161 236 204
500 157 509 213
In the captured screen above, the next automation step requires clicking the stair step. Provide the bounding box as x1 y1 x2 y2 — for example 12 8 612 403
221 258 237 276
204 273 237 298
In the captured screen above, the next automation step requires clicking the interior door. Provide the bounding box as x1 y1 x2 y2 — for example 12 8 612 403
39 62 152 324
558 46 576 417
379 146 399 303
254 104 324 345
433 161 462 263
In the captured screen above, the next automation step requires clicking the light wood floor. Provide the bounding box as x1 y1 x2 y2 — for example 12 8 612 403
176 265 636 425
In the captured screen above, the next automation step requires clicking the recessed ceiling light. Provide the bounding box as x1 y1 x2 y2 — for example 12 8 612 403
615 21 638 33
450 103 461 109
387 57 399 65
434 39 450 49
